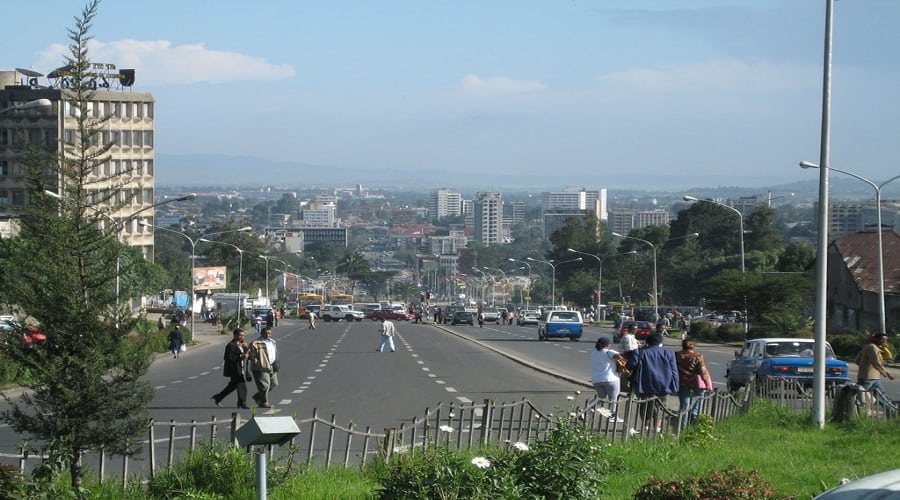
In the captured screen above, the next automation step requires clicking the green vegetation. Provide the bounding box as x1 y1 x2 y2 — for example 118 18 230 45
3 400 899 498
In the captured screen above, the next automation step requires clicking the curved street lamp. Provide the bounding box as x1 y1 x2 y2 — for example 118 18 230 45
508 258 533 309
611 232 699 322
800 161 900 334
567 248 637 313
45 190 197 327
141 223 251 334
0 98 52 114
526 257 582 309
683 195 744 273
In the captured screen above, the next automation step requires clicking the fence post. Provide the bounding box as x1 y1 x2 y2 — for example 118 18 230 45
148 419 156 478
479 399 491 446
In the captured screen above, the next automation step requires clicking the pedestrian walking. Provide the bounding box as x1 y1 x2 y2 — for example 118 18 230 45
249 327 279 408
308 311 317 330
167 324 184 359
676 339 712 428
376 317 397 352
591 337 624 423
212 328 251 409
856 333 896 413
627 333 679 433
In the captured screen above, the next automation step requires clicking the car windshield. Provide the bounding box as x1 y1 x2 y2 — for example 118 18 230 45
550 312 579 322
764 342 835 358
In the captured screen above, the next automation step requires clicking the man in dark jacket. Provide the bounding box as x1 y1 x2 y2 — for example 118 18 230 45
627 333 679 433
211 328 250 409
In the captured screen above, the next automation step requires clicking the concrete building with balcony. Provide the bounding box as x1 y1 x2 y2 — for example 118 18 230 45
1 68 157 258
428 188 463 220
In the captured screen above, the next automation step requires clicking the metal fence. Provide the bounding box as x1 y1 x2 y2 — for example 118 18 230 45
1 379 890 487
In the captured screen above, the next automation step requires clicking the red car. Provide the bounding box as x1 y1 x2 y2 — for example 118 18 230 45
365 309 414 321
617 320 653 341
0 320 47 345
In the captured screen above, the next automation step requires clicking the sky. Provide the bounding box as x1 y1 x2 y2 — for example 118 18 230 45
2 0 899 190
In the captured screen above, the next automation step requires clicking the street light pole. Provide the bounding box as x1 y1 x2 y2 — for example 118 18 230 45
509 258 533 309
0 98 52 114
611 234 658 320
800 161 900 334
142 223 251 335
683 196 745 273
567 249 637 314
45 190 196 327
526 257 582 309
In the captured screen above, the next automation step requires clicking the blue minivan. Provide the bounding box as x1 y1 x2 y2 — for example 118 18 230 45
537 310 583 341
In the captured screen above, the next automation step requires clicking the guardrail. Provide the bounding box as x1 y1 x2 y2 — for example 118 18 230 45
1 380 888 488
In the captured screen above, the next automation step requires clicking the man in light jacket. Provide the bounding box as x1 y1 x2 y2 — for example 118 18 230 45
249 327 278 408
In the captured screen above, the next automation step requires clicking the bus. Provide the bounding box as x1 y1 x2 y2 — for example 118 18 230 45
299 294 325 318
330 294 354 306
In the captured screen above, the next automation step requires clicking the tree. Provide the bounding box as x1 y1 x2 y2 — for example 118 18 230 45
0 0 154 489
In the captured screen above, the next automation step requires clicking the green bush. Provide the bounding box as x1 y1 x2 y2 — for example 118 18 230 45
374 416 609 499
145 442 258 499
633 465 787 499
716 323 745 343
0 463 28 498
689 320 717 341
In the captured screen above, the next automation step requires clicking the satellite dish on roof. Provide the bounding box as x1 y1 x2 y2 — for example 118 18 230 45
15 68 43 77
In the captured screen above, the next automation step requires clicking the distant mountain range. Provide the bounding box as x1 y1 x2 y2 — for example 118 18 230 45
154 153 896 199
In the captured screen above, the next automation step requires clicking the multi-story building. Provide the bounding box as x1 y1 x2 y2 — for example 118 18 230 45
828 201 900 240
302 203 336 227
474 192 503 245
541 187 607 221
503 200 525 225
1 68 157 258
428 188 463 220
636 209 670 229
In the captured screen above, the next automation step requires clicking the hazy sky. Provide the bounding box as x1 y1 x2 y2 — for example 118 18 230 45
3 0 899 188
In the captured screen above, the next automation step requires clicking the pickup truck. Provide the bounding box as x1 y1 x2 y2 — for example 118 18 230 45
319 305 365 322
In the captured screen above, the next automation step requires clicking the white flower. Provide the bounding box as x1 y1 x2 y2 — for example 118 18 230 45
575 390 582 395
439 425 454 433
596 408 613 418
448 413 455 418
566 395 575 401
569 412 577 418
471 456 491 469
513 442 529 452
628 428 640 436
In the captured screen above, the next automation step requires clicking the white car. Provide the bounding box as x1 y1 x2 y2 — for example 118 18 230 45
517 310 540 326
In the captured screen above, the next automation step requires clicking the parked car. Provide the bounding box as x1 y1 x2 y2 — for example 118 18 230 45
319 305 365 322
616 320 653 342
451 310 475 326
725 338 850 392
517 310 541 326
0 320 47 345
365 309 414 321
537 310 583 341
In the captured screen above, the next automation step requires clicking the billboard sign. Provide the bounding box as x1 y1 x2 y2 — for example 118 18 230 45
193 266 227 290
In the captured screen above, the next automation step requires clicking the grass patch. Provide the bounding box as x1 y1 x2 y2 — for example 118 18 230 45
10 400 900 498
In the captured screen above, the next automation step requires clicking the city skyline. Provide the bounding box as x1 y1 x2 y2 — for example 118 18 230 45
3 1 899 189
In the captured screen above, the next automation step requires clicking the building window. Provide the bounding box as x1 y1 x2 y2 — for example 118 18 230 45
132 131 142 147
0 191 7 206
11 190 25 206
142 131 153 147
0 161 7 177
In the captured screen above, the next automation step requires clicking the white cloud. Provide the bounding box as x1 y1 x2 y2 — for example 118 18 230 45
596 59 817 94
35 39 295 86
459 74 547 94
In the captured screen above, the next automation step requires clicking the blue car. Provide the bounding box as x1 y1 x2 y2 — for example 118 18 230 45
537 310 583 342
725 338 850 391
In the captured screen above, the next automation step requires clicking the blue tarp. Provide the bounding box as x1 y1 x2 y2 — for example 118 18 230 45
173 291 190 310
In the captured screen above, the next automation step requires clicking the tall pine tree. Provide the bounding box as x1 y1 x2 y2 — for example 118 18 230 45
0 0 154 489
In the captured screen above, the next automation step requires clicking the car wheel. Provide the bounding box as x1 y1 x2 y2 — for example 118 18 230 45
570 336 578 342
355 318 363 322
322 316 331 322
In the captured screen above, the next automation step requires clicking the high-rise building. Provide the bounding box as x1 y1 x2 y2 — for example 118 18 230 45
1 68 157 258
474 192 503 245
541 187 607 220
428 188 462 220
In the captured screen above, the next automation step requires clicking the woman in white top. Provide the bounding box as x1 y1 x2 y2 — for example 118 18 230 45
590 337 624 422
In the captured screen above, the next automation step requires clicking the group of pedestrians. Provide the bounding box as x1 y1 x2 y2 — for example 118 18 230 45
590 328 713 431
212 326 279 409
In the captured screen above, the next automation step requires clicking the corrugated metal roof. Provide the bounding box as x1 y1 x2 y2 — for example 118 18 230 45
833 230 900 294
